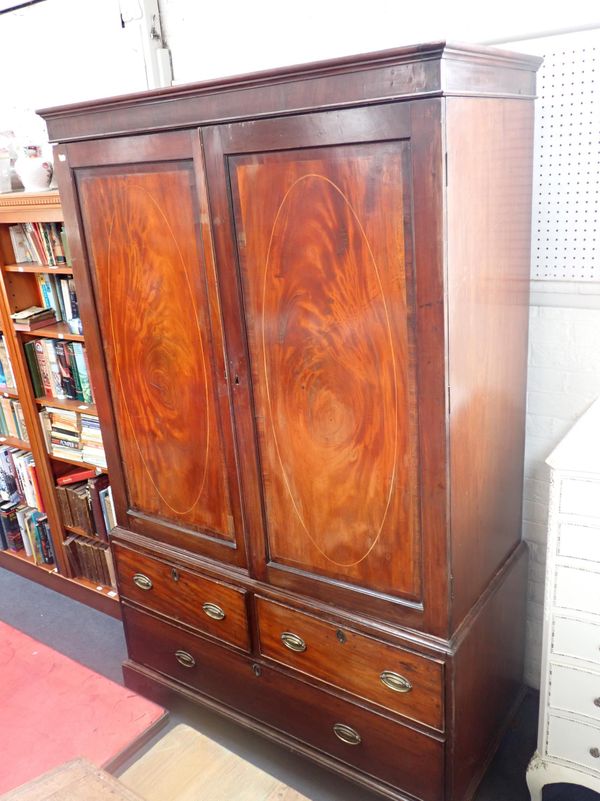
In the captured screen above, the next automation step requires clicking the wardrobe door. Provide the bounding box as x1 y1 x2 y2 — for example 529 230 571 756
66 132 247 566
202 102 447 622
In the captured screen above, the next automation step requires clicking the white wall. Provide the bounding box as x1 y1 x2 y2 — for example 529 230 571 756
160 0 600 84
0 0 147 144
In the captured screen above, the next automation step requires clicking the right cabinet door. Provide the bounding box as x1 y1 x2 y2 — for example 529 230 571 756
203 102 447 625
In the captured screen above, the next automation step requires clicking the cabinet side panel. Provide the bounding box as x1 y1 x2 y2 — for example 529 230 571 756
446 97 535 627
449 544 528 801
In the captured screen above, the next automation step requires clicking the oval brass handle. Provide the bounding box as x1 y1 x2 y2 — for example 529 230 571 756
590 747 600 759
281 631 307 653
133 573 153 591
202 602 226 621
175 650 196 668
333 723 362 746
380 670 413 693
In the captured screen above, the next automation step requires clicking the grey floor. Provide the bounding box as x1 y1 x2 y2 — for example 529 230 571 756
0 567 597 801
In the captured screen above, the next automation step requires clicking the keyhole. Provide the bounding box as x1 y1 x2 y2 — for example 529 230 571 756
171 568 179 582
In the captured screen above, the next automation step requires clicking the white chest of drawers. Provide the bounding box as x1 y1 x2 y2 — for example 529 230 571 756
527 398 600 800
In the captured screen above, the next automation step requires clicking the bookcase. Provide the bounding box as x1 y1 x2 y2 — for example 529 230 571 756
0 189 119 617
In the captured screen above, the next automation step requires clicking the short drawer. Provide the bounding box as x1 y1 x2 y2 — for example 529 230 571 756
547 714 600 775
552 616 600 665
123 605 444 801
114 543 249 650
560 478 600 519
255 597 444 730
558 522 600 563
549 663 600 723
555 566 600 617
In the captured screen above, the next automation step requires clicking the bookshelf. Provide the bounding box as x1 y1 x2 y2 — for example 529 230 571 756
0 190 119 617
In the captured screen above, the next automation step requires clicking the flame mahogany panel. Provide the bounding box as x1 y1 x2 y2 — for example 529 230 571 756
77 165 236 546
229 143 420 599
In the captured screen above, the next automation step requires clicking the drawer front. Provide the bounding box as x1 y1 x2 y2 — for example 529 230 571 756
560 478 600 519
114 544 249 650
124 606 444 801
558 522 600 563
552 616 600 665
550 663 600 722
555 566 600 616
547 714 600 775
256 597 443 730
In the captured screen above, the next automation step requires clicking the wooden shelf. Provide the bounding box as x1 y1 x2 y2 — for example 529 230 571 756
19 321 85 342
64 524 105 542
0 434 30 450
49 452 107 473
0 190 113 617
0 547 120 617
35 396 97 416
4 262 73 275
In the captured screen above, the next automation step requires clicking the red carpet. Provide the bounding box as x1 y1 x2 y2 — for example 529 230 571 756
0 620 166 793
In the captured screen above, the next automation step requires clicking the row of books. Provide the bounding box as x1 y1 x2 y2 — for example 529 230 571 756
40 407 106 468
0 398 28 443
0 445 43 510
25 338 94 404
0 336 15 388
65 534 115 588
8 222 69 267
56 474 114 542
37 273 82 334
0 504 54 565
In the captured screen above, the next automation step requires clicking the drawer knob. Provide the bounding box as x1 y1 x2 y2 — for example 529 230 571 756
175 649 196 668
202 602 226 621
590 747 600 759
594 698 600 708
133 573 153 591
380 670 413 693
333 723 362 746
281 631 307 653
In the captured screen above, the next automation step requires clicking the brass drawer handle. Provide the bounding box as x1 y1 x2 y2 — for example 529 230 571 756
133 573 153 591
175 650 196 668
380 670 413 693
202 602 226 621
281 631 307 653
333 723 361 746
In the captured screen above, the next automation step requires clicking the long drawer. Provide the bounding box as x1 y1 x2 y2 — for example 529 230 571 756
547 714 600 775
114 544 250 650
552 616 600 665
123 605 444 801
549 663 600 723
256 596 444 730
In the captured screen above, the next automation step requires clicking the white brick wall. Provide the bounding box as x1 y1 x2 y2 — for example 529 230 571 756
523 306 600 687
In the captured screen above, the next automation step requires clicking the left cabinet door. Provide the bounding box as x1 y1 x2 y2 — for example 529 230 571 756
60 132 247 566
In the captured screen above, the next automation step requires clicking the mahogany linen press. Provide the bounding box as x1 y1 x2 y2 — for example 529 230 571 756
41 41 541 801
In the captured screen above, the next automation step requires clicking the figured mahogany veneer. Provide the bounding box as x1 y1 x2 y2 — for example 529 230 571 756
42 41 541 801
256 597 443 730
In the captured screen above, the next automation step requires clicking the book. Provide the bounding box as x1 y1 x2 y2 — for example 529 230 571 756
71 343 93 403
24 341 44 397
15 506 33 557
42 340 65 399
34 339 53 398
54 340 77 399
0 336 16 388
8 225 34 263
56 466 97 486
0 501 23 551
0 447 22 505
11 306 56 331
88 474 110 541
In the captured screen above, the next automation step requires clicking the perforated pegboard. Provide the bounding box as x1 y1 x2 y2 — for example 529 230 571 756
532 43 600 281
